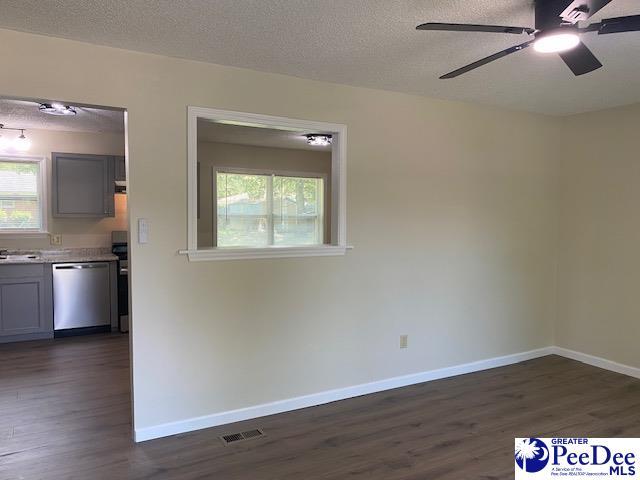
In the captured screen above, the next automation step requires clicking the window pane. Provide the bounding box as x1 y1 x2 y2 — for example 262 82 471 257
0 161 41 230
273 176 323 246
216 172 269 247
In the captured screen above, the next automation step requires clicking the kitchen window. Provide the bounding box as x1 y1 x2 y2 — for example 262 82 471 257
215 170 325 248
0 156 47 233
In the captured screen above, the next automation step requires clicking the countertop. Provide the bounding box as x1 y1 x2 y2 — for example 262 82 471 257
0 248 118 265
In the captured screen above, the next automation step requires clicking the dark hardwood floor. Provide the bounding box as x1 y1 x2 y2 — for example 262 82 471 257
1 334 639 479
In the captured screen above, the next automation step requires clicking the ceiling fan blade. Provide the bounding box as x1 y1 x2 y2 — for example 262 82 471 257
560 0 613 23
416 22 534 35
597 15 640 34
440 41 533 79
559 41 603 76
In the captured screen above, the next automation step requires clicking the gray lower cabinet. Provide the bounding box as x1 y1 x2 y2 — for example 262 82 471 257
0 264 53 343
52 153 115 217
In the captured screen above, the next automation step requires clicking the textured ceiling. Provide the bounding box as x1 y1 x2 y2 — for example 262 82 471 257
198 120 332 151
0 99 124 133
0 0 639 115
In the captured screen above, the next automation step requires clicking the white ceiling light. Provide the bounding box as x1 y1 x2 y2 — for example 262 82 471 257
39 103 77 115
533 32 581 54
306 134 332 147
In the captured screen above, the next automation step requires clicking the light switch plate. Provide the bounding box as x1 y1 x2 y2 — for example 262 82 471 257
50 234 62 245
400 335 408 349
138 218 149 244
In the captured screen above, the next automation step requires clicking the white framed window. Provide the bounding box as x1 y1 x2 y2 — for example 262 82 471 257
182 107 349 261
0 155 47 234
214 169 326 248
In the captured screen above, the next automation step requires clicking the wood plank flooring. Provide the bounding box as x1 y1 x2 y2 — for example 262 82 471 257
1 334 639 479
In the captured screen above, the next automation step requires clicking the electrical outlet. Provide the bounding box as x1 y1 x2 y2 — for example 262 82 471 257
50 234 62 245
400 334 408 349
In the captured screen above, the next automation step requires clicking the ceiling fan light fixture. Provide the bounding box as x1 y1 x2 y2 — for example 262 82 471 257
533 32 581 53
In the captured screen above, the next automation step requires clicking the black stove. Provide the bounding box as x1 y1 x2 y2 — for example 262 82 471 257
111 231 129 333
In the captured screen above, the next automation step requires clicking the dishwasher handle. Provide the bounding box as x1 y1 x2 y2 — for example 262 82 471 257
53 263 109 270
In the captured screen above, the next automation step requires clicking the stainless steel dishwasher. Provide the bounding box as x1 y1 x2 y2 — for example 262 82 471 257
53 262 111 331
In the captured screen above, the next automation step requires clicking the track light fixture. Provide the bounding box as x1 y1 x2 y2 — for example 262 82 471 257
0 124 31 152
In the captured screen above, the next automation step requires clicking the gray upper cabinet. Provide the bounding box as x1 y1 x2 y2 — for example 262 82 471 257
52 153 115 217
0 264 53 342
114 155 126 182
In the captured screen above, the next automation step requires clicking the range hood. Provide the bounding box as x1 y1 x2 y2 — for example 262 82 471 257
115 180 127 194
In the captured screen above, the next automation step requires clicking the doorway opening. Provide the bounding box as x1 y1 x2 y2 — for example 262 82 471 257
0 96 135 448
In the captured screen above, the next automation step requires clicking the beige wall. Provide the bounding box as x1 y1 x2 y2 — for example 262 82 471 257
0 28 561 435
0 128 126 249
557 103 640 368
197 141 332 247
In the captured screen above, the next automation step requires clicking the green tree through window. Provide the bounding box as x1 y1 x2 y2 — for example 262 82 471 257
216 172 323 247
0 160 42 231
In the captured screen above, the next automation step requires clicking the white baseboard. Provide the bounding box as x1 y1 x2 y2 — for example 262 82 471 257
551 346 640 380
134 346 554 442
134 346 640 442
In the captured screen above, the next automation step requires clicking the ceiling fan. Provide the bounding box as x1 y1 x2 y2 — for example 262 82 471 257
416 0 640 78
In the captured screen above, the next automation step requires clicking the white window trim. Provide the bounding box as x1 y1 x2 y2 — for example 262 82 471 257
0 154 48 236
213 166 329 248
181 107 350 261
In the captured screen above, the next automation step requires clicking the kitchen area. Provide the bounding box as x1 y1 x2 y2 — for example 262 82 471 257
0 99 129 343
